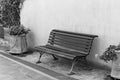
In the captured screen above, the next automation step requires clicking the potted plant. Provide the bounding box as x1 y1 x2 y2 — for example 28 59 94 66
8 25 30 54
100 44 120 80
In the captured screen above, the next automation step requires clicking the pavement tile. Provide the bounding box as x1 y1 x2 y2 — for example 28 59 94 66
0 52 78 80
0 55 53 80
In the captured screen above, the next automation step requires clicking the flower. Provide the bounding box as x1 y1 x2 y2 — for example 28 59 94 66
9 25 30 36
99 44 120 63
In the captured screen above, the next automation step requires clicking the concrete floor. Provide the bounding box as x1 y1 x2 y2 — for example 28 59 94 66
16 52 110 80
0 54 53 80
0 49 110 80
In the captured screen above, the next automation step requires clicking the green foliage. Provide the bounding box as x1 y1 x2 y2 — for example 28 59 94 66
0 0 21 27
9 25 30 36
100 44 120 63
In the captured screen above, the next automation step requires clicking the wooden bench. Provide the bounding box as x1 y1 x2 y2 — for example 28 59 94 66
34 29 98 75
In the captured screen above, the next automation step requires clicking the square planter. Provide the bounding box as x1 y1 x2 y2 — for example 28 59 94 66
8 35 28 54
111 51 120 79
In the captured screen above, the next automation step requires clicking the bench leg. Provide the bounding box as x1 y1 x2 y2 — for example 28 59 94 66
52 54 58 60
68 56 80 75
36 51 44 64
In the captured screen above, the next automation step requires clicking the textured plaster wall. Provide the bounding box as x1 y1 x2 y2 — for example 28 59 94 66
20 0 120 67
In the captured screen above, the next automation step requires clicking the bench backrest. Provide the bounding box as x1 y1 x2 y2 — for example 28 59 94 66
47 29 98 56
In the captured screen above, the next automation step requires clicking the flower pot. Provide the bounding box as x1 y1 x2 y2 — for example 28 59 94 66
8 35 28 54
111 51 120 79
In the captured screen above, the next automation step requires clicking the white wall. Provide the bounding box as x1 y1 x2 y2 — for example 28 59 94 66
20 0 120 67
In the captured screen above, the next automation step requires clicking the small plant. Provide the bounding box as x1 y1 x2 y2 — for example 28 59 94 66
9 25 30 36
100 44 120 63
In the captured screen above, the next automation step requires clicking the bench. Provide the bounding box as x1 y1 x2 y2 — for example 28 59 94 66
34 29 98 75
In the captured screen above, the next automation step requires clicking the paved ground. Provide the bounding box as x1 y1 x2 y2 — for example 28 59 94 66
0 51 78 80
15 52 110 80
0 50 110 80
0 54 54 80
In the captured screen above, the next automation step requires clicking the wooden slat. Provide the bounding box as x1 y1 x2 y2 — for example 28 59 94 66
49 35 92 45
52 29 98 38
48 33 93 52
51 32 93 40
48 38 90 49
50 34 92 42
45 29 98 57
45 45 88 55
44 46 87 57
48 40 90 52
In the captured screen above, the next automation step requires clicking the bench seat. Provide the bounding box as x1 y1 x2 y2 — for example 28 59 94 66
35 45 87 59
